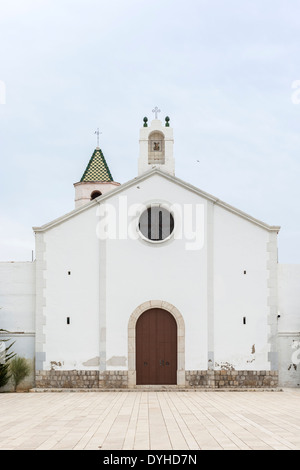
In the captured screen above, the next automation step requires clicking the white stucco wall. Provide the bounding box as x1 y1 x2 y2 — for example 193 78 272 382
41 207 101 370
213 208 271 370
277 264 300 387
38 173 210 372
104 174 208 372
37 172 277 378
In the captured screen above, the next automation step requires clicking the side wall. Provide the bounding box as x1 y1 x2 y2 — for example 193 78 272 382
36 206 101 372
213 207 276 371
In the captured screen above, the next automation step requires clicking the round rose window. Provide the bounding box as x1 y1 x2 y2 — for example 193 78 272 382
138 206 174 242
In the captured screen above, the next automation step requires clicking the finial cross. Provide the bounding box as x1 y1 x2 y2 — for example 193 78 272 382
94 128 102 147
152 106 161 119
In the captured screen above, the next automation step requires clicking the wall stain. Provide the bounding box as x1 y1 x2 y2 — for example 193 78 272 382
82 356 100 367
106 356 127 367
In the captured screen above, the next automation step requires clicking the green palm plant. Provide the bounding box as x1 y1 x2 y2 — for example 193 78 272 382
10 356 31 392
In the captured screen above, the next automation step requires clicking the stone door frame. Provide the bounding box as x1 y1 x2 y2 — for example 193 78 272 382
128 300 185 387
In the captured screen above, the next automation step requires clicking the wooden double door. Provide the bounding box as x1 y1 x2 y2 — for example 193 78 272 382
136 308 177 385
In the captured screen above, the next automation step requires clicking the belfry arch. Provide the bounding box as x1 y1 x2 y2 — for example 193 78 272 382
148 131 165 164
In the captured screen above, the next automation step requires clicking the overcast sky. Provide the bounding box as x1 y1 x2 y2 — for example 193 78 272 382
0 0 300 262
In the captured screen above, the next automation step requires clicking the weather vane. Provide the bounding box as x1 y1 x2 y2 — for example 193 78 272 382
94 128 102 147
152 106 161 119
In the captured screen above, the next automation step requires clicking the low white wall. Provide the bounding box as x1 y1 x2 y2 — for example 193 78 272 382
0 262 35 390
278 264 300 387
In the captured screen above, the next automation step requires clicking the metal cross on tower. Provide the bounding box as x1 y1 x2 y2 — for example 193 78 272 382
94 128 102 147
152 106 161 119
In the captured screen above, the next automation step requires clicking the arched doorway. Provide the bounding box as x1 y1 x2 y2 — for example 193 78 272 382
136 308 177 385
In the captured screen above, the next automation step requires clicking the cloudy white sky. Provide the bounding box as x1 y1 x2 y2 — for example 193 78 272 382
0 0 300 262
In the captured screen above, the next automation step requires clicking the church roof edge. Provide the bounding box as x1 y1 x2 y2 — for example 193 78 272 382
33 168 281 233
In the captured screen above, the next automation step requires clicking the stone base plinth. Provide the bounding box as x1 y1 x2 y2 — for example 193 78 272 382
185 370 278 388
99 371 128 388
35 370 100 389
35 369 278 389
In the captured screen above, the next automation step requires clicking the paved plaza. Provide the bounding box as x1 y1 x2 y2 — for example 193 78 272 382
0 389 300 450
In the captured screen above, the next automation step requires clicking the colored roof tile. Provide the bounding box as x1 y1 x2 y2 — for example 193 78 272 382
80 148 113 182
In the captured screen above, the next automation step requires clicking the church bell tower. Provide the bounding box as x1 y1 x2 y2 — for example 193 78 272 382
74 142 120 209
138 108 175 176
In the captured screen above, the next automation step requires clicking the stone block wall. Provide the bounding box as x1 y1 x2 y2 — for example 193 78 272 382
35 370 100 389
99 371 128 388
35 369 278 389
185 370 279 388
35 370 129 389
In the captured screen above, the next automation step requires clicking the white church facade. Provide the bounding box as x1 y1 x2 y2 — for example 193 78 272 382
1 114 300 389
